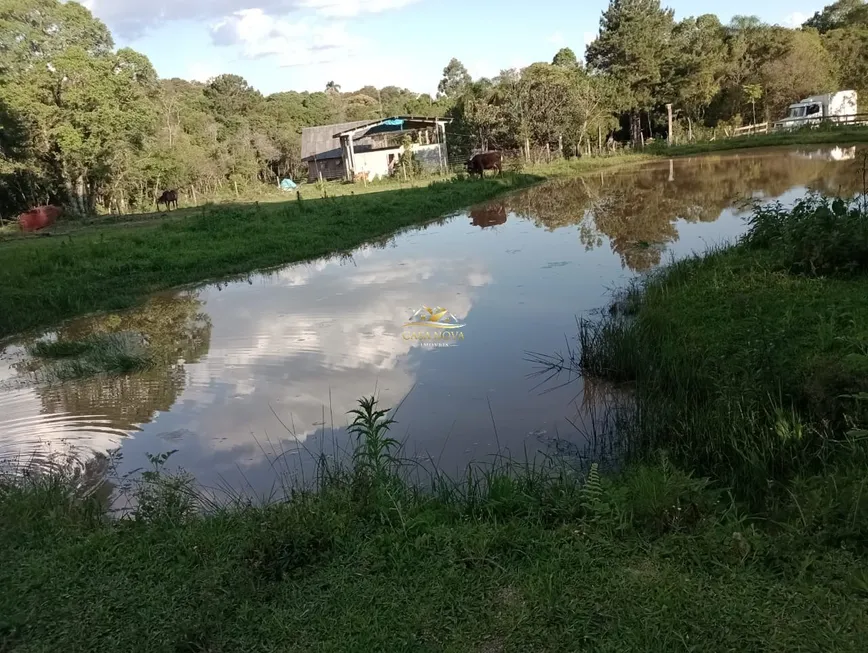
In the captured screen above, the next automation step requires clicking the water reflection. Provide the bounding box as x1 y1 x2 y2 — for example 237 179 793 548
0 146 863 490
509 148 866 271
0 294 210 470
469 204 508 229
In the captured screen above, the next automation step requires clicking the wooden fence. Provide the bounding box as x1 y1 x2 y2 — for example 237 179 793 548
729 113 868 138
732 122 769 136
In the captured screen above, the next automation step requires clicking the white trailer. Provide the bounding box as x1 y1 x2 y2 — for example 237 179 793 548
774 90 858 130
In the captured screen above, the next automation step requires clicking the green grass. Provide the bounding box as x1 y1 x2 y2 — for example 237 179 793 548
657 124 868 157
573 196 868 497
0 175 539 339
0 153 661 340
4 168 868 651
1 398 867 653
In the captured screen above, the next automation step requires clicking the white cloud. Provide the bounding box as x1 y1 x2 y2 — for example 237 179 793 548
178 258 488 447
187 61 220 83
548 31 564 46
85 0 420 38
300 0 420 18
467 57 530 82
210 8 358 67
782 12 808 28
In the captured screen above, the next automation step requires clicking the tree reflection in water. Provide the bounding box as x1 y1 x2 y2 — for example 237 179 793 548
506 149 865 271
33 293 212 431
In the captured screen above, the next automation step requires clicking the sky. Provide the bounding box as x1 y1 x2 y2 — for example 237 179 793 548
78 0 825 96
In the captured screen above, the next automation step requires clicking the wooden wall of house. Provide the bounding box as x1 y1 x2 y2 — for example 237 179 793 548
307 158 346 183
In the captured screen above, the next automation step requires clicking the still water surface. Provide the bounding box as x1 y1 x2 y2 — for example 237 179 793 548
1 146 863 492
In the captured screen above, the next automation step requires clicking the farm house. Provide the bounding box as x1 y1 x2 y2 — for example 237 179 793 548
301 116 451 182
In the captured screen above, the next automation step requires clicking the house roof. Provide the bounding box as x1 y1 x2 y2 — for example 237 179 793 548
333 116 452 138
301 116 453 162
301 120 371 161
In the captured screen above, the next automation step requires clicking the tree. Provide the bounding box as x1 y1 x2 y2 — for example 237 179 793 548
0 0 159 216
742 84 762 124
664 15 728 137
437 58 471 98
205 74 262 122
0 0 113 75
0 0 862 220
585 0 675 142
552 47 580 68
569 72 621 151
521 63 575 146
344 94 380 121
804 0 868 33
759 29 838 120
822 26 868 94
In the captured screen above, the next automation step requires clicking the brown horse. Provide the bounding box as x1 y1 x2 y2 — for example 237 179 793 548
156 190 179 211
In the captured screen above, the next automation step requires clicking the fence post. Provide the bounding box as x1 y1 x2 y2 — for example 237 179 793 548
666 103 673 146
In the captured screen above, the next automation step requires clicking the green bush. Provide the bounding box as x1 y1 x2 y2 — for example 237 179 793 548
743 195 868 276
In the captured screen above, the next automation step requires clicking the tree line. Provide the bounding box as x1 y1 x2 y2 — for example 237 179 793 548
1 0 867 218
446 0 868 154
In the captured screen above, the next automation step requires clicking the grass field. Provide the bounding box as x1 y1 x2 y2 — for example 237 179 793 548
0 175 535 339
574 194 868 496
0 155 656 340
658 124 868 156
2 404 867 653
3 178 868 652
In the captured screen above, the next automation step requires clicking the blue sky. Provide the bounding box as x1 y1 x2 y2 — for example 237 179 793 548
80 0 824 96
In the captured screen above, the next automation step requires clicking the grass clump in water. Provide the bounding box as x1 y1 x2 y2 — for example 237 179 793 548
26 332 152 381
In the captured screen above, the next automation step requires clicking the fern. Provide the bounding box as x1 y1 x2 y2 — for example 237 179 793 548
581 462 603 512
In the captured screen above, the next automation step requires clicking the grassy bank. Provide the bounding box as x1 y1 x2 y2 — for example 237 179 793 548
0 175 538 339
576 194 868 498
4 195 868 650
1 398 866 652
0 154 657 340
659 124 868 157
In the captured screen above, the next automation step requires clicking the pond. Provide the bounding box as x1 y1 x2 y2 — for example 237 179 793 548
1 145 864 495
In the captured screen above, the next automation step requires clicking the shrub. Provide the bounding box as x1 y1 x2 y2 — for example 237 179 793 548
743 195 868 276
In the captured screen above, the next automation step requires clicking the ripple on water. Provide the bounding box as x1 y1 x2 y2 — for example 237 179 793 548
0 384 136 475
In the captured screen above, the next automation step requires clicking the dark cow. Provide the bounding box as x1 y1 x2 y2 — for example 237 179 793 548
466 151 503 177
156 190 179 211
18 205 63 232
